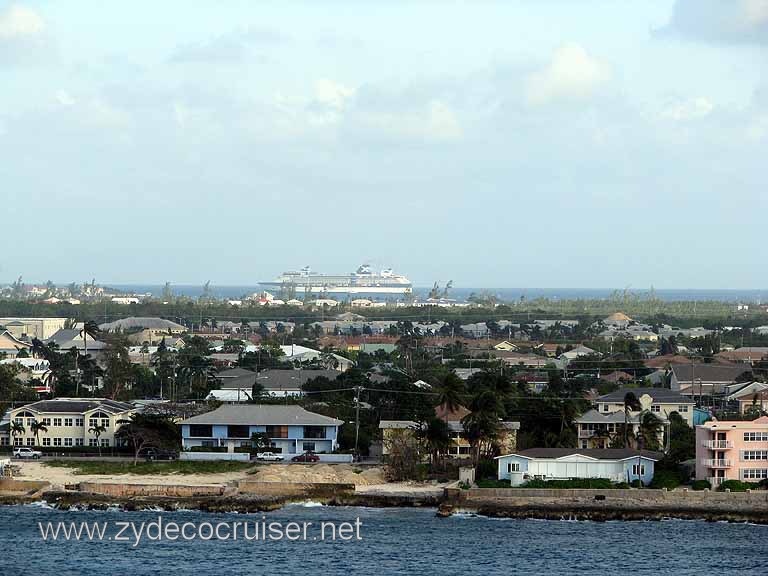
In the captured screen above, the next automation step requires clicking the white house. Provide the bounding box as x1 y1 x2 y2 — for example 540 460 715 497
495 448 661 486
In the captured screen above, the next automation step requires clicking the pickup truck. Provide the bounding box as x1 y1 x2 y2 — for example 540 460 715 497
255 452 284 462
13 447 43 459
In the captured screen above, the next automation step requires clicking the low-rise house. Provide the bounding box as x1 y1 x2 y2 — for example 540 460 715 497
0 317 69 340
99 317 187 344
715 347 768 365
0 330 32 357
180 405 343 455
560 345 598 361
45 328 108 353
670 364 752 396
576 409 657 449
495 448 661 486
8 398 134 449
695 416 768 486
220 369 343 397
725 382 768 414
594 387 696 426
494 341 520 352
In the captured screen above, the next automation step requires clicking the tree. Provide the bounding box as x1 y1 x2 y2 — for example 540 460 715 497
10 421 25 442
436 373 466 414
461 389 504 470
623 392 642 448
636 411 663 451
151 338 176 400
89 424 107 457
250 382 267 403
115 413 180 465
249 432 271 455
30 420 48 447
667 412 695 463
383 428 421 481
416 417 452 468
103 336 133 399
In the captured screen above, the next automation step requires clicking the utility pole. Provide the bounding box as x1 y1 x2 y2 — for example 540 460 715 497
353 385 363 462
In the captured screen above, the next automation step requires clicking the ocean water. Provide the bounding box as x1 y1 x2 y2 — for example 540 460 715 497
3 505 767 575
114 284 768 303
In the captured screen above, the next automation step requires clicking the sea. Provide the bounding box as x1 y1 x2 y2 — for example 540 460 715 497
113 285 768 303
3 504 767 575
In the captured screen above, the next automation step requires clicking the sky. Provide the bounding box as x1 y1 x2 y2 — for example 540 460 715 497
1 0 767 289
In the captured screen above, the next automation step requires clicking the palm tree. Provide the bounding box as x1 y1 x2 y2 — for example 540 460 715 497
89 424 107 457
461 389 504 471
416 417 452 468
623 392 642 448
30 420 48 447
10 421 25 444
636 411 663 451
436 374 465 415
78 320 101 393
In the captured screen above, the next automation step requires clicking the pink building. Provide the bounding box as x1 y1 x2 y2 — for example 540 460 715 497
695 416 768 486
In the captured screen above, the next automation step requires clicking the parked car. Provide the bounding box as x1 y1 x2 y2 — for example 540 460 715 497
141 448 178 461
13 447 42 459
256 452 284 462
291 451 320 463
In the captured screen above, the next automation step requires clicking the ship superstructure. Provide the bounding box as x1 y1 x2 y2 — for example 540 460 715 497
260 265 412 295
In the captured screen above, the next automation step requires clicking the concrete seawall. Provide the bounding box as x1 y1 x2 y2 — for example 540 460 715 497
78 482 226 498
236 481 355 497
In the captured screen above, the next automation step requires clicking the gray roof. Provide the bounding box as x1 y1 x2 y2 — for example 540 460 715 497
671 364 751 383
19 398 133 414
576 409 643 424
504 448 663 461
217 368 256 379
45 329 108 350
253 369 340 391
598 387 694 404
181 404 343 426
99 317 186 332
219 373 259 390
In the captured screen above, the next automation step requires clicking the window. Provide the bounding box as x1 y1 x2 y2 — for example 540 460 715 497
64 418 73 427
26 418 34 427
227 425 250 438
88 418 98 428
26 438 34 446
53 418 62 427
75 439 84 447
677 405 689 413
42 438 51 446
101 419 109 428
742 469 768 480
64 438 73 447
650 405 661 413
266 426 289 439
42 418 51 426
189 425 213 438
53 438 62 447
304 426 326 439
0 437 8 446
507 462 520 473
632 464 646 476
742 450 768 461
744 432 768 442
601 404 610 412
13 438 22 446
88 439 98 447
302 442 316 452
14 417 23 425
100 439 109 447
75 418 84 427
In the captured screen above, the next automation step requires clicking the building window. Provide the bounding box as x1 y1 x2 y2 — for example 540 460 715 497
42 418 51 426
42 438 51 446
650 405 661 413
0 437 8 446
75 418 84 427
14 417 23 426
677 405 689 413
266 426 289 439
26 418 34 427
189 425 213 438
742 450 768 461
26 438 34 446
101 439 109 447
64 438 73 447
742 469 768 480
101 419 109 428
75 439 84 447
89 439 98 447
53 438 62 447
53 418 62 427
13 438 22 446
64 418 73 427
303 426 326 439
227 425 250 438
302 442 316 452
601 404 610 412
88 418 98 428
507 462 520 473
632 464 646 476
744 432 768 442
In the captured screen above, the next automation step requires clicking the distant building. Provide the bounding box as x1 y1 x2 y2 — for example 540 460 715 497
725 382 768 414
99 317 187 345
495 448 661 486
180 404 343 455
715 347 768 365
0 330 32 357
695 416 768 486
670 364 752 396
0 317 70 340
594 387 695 426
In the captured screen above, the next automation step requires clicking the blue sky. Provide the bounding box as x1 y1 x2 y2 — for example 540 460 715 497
1 0 766 288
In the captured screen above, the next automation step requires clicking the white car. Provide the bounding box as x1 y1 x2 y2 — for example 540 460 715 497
13 447 43 459
255 452 284 462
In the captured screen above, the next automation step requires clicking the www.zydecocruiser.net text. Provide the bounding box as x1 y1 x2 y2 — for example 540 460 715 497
38 516 364 547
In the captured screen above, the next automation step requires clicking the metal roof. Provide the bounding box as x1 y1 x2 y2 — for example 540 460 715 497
181 405 343 427
597 387 694 404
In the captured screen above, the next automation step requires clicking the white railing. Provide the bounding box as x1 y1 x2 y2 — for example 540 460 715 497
702 459 732 468
707 477 726 486
703 440 733 449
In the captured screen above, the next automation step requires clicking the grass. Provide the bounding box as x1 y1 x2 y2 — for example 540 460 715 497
45 460 255 476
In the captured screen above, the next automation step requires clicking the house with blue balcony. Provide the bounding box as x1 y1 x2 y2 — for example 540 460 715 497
496 448 662 486
180 405 343 455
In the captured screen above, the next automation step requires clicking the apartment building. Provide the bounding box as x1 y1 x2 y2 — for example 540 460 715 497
695 416 768 486
594 388 696 426
5 398 134 449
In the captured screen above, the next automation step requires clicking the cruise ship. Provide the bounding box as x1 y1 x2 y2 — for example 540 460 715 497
260 265 413 295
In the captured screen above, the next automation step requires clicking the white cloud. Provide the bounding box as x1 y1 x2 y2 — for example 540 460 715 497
662 97 714 121
358 99 462 142
525 44 610 106
0 4 44 39
743 0 768 26
314 79 355 110
747 114 768 142
55 90 76 107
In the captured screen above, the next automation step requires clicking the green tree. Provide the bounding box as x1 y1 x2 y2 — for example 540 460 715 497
416 416 452 468
89 424 107 456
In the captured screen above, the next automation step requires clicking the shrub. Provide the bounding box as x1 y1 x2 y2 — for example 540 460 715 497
630 479 643 488
758 478 768 490
717 480 752 492
690 480 711 491
520 478 617 489
650 469 682 490
475 459 496 480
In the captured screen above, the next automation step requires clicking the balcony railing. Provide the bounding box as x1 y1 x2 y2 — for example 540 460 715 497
702 459 732 468
703 440 733 449
707 477 726 486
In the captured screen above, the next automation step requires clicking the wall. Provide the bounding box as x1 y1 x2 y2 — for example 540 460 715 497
180 452 250 461
236 481 355 496
78 482 226 497
0 479 50 494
